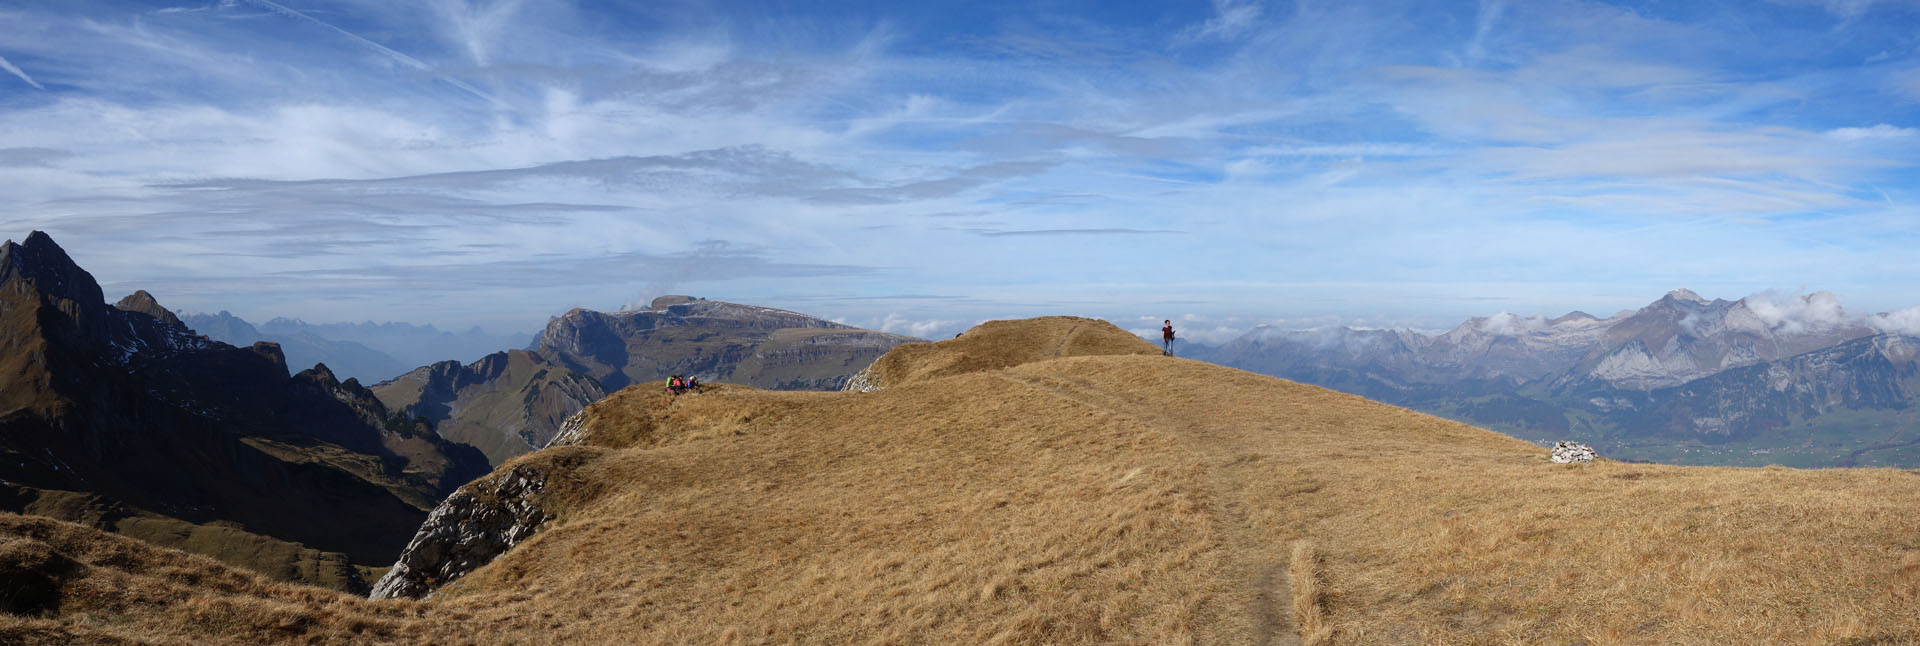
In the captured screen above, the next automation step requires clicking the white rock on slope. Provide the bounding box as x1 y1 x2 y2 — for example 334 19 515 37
1550 441 1597 464
368 465 552 600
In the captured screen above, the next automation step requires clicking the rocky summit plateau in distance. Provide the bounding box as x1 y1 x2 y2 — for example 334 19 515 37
370 296 921 466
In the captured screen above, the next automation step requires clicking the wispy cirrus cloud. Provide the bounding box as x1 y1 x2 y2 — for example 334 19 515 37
0 0 1918 335
0 54 44 89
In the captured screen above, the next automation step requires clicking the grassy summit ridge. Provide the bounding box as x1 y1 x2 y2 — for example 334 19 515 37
6 316 1920 644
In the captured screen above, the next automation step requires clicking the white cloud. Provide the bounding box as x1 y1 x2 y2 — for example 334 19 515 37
1462 0 1506 64
1868 307 1920 336
3 0 1920 335
877 313 958 339
1476 312 1550 335
429 0 527 67
0 55 44 90
1741 290 1852 335
1827 124 1917 140
1132 316 1250 345
1176 0 1262 44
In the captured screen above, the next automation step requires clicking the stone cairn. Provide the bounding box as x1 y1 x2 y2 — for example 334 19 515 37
1550 441 1597 464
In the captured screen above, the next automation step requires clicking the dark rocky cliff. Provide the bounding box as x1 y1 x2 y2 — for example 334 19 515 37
0 231 489 592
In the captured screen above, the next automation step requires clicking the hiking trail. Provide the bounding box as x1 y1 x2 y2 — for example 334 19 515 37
998 367 1306 646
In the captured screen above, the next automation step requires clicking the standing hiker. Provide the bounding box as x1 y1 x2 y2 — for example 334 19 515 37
1161 320 1175 356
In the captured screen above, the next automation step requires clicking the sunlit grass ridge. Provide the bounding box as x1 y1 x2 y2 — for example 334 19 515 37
7 315 1920 644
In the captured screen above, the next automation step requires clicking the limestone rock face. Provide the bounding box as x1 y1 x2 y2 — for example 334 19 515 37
369 463 552 600
841 365 883 393
543 411 590 448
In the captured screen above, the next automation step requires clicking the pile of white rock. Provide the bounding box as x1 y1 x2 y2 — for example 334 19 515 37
1550 441 1597 464
841 366 884 393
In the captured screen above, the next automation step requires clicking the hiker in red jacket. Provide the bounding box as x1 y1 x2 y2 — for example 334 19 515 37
1161 320 1175 356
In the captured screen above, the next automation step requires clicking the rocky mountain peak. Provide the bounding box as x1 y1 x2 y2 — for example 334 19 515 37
297 362 340 388
0 232 102 301
1663 288 1709 304
113 290 189 331
248 341 289 373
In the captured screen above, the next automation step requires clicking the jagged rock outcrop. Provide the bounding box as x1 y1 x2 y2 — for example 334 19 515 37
369 451 594 599
369 470 545 599
543 411 589 448
841 366 883 393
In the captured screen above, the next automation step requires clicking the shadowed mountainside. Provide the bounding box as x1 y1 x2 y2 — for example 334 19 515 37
8 316 1920 643
0 232 489 592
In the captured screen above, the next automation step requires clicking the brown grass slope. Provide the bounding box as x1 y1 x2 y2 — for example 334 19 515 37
851 315 1161 389
10 316 1920 644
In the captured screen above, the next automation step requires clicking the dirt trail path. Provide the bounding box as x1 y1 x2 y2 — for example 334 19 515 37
998 370 1304 646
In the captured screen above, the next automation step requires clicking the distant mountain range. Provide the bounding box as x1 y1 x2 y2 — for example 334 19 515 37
179 310 411 383
260 318 532 370
1194 289 1920 467
370 295 922 466
0 231 490 592
176 312 532 384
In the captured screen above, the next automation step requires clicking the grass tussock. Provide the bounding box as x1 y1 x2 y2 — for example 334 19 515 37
11 316 1920 644
1290 541 1332 646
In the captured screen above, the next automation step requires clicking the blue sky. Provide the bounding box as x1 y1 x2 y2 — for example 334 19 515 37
2 0 1918 342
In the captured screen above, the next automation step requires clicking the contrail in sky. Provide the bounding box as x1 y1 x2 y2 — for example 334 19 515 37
0 55 45 90
238 0 505 108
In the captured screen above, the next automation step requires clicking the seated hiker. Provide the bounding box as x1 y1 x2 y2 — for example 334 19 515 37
666 375 686 395
685 376 701 391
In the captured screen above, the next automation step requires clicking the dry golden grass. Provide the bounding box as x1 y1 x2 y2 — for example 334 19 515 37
11 316 1920 644
854 315 1160 388
0 512 447 646
1291 541 1331 646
